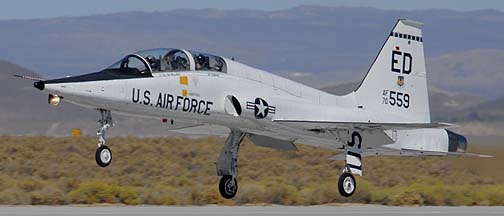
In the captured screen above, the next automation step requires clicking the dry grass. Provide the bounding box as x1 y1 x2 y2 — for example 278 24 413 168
0 136 503 206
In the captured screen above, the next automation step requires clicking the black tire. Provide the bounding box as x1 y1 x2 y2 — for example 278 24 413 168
338 172 356 197
219 175 238 199
95 145 112 168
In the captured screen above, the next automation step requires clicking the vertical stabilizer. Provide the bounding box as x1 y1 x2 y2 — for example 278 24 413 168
353 19 430 123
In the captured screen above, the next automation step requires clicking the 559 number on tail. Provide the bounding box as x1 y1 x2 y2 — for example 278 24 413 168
382 90 410 108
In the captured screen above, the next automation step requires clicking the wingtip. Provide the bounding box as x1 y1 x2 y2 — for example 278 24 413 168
438 122 458 128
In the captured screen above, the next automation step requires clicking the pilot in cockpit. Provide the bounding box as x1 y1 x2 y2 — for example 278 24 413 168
145 55 160 71
171 56 187 70
196 54 209 70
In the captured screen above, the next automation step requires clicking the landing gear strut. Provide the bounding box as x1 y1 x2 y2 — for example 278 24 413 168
216 130 245 199
95 109 114 167
338 131 362 197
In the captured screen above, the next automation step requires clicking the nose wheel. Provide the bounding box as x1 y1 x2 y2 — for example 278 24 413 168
95 109 114 167
95 145 112 167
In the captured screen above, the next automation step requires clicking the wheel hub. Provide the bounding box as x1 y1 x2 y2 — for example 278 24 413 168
343 176 355 194
100 149 111 163
225 179 236 195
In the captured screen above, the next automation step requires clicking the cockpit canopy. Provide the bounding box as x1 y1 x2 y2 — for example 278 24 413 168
107 48 227 75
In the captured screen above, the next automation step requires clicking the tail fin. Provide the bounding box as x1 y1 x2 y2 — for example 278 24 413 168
353 19 430 123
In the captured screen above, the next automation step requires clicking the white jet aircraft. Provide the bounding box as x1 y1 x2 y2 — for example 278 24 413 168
25 19 482 198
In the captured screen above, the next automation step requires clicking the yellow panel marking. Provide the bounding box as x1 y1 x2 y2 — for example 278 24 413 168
182 89 188 97
71 128 81 137
180 76 188 85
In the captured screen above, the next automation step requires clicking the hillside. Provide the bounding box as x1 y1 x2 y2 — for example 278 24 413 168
427 49 504 98
1 6 504 98
0 136 502 206
449 97 504 122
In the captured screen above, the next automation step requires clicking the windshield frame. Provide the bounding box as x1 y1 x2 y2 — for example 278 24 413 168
107 54 153 75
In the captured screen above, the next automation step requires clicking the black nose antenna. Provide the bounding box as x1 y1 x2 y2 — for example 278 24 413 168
34 81 45 91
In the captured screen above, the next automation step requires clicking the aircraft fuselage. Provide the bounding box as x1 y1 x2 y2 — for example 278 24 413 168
41 68 350 149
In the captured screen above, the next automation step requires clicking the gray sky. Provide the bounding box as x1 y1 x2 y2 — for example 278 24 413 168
1 0 504 20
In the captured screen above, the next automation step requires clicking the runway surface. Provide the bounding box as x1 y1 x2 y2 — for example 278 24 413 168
0 206 503 216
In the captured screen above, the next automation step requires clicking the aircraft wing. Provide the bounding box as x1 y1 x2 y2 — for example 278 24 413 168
273 119 456 131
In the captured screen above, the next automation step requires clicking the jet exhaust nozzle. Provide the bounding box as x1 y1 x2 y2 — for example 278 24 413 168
446 130 467 153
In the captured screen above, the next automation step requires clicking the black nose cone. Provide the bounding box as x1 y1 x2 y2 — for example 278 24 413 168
34 81 45 91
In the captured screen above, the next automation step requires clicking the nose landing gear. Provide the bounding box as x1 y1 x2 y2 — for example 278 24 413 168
95 109 114 167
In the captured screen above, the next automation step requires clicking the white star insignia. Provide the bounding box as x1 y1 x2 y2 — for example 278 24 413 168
255 100 268 117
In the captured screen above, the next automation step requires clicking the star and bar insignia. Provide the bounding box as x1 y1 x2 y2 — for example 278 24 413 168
246 98 276 119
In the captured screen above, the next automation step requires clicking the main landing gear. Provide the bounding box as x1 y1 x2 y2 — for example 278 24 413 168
338 131 363 197
95 109 114 167
216 130 245 199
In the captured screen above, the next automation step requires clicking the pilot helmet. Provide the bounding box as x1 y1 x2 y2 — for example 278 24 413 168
197 54 206 64
145 55 156 64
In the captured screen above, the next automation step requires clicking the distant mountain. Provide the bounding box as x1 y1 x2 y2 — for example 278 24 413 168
427 86 488 121
447 97 504 122
427 49 504 98
2 6 504 98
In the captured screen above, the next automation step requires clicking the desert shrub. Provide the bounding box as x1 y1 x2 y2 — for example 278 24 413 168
486 188 504 206
235 184 269 204
186 185 222 205
0 174 16 191
142 185 179 205
0 188 31 205
53 177 81 193
388 191 425 206
18 178 44 192
1 136 504 205
69 182 140 205
299 183 340 205
441 185 490 206
30 186 69 205
262 181 300 205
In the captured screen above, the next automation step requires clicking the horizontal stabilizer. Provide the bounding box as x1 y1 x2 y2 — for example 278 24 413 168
447 152 493 158
328 148 493 160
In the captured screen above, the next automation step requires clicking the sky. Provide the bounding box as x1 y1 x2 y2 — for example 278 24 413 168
1 0 504 20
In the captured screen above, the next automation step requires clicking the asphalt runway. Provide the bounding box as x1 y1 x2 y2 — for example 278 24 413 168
0 206 503 216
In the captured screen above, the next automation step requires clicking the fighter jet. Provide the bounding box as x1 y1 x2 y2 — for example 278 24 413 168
24 19 484 199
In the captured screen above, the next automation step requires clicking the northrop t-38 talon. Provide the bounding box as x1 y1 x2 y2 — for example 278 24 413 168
24 19 487 198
